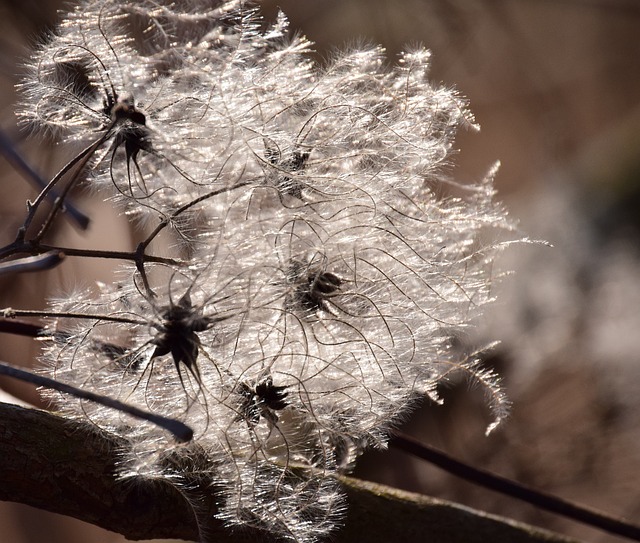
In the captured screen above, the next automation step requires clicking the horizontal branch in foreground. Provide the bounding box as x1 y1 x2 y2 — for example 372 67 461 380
0 402 579 543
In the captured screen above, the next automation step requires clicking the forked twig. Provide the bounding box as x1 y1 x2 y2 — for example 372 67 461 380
0 127 90 229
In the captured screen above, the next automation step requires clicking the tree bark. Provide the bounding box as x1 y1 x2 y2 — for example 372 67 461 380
0 402 580 543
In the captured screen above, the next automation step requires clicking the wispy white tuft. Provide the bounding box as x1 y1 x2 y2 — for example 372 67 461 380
26 1 518 541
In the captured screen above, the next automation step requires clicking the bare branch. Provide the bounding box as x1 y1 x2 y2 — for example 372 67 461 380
0 402 580 543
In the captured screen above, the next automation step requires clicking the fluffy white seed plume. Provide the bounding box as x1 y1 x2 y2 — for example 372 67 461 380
27 1 517 541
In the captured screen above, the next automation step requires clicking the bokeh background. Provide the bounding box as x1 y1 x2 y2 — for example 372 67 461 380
1 1 640 541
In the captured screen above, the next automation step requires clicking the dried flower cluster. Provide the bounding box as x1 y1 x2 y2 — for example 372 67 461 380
19 1 515 541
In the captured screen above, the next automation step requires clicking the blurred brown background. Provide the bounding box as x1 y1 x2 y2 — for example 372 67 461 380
1 1 640 541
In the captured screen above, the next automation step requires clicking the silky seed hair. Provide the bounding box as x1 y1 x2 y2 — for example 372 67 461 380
26 2 519 541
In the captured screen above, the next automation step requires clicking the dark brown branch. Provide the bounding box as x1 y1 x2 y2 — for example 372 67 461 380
0 403 207 541
0 402 580 543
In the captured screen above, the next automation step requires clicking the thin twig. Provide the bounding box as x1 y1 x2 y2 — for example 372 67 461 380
0 239 183 267
0 361 192 442
134 179 253 296
0 251 64 275
389 430 640 542
1 308 146 325
36 243 183 266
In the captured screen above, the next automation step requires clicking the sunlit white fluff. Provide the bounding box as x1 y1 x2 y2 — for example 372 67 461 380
30 2 517 541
